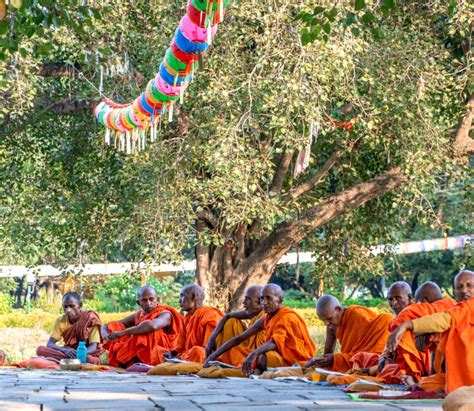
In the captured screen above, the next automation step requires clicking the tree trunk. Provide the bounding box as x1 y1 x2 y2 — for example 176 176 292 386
197 168 405 310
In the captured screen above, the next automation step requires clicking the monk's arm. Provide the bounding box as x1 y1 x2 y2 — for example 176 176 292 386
86 343 98 354
120 312 172 336
387 312 451 354
204 318 265 364
101 312 136 339
324 326 337 354
206 310 251 355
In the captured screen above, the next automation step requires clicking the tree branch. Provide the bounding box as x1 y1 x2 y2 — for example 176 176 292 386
227 168 406 298
37 63 82 77
284 146 346 203
47 98 97 115
452 94 474 161
269 150 294 193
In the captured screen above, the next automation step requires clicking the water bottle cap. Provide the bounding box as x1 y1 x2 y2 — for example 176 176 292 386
78 341 86 346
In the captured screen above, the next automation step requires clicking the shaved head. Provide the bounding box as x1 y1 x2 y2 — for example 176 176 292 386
387 281 413 315
261 283 283 314
414 282 443 303
137 285 156 298
454 270 474 302
243 285 263 316
179 284 206 313
316 294 344 329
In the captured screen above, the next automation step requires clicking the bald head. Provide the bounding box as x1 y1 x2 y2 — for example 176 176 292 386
414 282 443 303
243 285 263 316
316 294 344 329
179 284 206 313
136 285 158 313
387 281 413 315
454 270 474 302
261 283 283 314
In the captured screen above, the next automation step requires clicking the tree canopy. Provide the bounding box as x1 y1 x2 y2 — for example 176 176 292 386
0 0 472 307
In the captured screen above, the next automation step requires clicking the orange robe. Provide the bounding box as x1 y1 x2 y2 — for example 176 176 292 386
215 311 265 367
263 307 316 367
333 305 392 372
36 310 104 365
104 305 183 367
431 298 474 394
387 296 456 380
176 306 223 363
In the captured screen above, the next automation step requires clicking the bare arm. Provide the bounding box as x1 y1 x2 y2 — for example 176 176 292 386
205 311 251 356
241 339 278 375
113 312 172 339
324 326 337 354
86 343 98 355
102 312 136 340
203 317 265 366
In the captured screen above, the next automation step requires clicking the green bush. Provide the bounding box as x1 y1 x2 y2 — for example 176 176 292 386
83 274 181 312
0 293 13 314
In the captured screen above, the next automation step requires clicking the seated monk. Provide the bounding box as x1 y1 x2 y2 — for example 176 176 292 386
305 294 392 372
36 292 103 364
387 281 414 316
204 285 265 367
204 284 316 375
387 292 474 394
377 281 456 382
102 286 183 367
163 285 223 363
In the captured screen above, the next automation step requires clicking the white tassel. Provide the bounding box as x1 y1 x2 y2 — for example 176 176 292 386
142 130 146 150
219 0 224 23
153 120 158 142
126 132 131 154
207 23 212 45
99 65 104 93
168 103 174 123
120 134 125 152
180 84 185 104
105 128 110 145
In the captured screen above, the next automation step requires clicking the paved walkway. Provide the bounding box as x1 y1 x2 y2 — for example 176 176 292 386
0 369 443 410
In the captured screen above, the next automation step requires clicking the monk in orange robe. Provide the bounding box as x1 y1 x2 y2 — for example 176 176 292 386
163 285 223 363
387 294 474 394
204 284 316 375
102 286 183 367
36 292 104 365
305 294 392 372
204 285 265 367
376 282 456 382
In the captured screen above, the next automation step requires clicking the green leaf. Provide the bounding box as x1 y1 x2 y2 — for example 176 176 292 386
0 20 9 36
355 0 366 11
322 23 331 34
361 11 375 25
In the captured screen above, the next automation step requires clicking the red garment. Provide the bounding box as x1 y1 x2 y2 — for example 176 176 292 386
176 306 223 363
104 305 183 367
388 297 456 380
36 346 101 365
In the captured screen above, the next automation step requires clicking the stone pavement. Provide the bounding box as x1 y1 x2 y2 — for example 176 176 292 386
0 369 443 410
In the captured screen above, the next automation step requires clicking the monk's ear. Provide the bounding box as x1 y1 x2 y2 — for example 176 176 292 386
279 295 284 304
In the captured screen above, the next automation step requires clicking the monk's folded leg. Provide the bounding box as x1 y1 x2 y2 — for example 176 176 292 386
36 346 67 361
180 346 207 363
420 373 446 393
265 351 285 368
215 318 247 366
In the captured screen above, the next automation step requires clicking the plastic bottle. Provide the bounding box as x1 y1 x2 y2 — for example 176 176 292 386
76 341 87 364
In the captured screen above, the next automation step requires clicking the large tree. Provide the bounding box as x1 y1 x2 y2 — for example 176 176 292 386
0 0 472 309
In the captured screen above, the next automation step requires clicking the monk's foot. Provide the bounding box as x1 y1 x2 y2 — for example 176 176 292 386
252 369 262 376
401 375 417 390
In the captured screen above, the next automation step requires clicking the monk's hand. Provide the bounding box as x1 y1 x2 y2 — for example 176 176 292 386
305 354 333 368
107 330 126 341
62 348 77 359
377 356 387 374
205 340 216 358
163 350 178 360
242 352 257 376
387 324 408 353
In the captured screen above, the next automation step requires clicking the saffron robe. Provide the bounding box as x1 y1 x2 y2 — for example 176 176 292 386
176 306 224 363
415 298 474 394
36 310 104 365
333 305 392 372
263 307 316 367
214 311 266 367
104 305 183 367
387 296 456 380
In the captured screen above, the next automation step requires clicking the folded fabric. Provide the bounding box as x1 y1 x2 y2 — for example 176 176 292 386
81 364 113 372
16 357 60 370
147 361 202 375
197 366 246 379
327 374 384 386
260 367 304 379
443 386 474 411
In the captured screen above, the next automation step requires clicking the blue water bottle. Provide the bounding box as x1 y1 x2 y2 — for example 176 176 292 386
76 341 87 364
